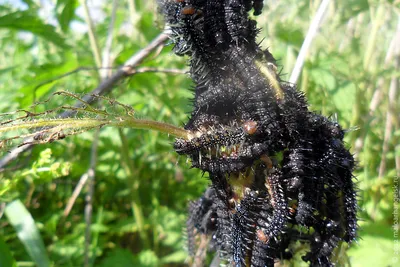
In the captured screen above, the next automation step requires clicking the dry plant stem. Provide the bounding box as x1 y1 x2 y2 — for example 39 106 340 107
81 2 105 264
192 235 210 267
101 0 119 79
368 14 397 113
289 0 331 84
57 32 168 112
84 129 100 267
378 16 400 179
63 172 90 217
0 32 169 169
353 16 400 158
0 119 108 133
0 115 189 144
127 67 187 75
114 118 189 138
128 0 137 26
378 56 399 179
363 5 386 71
80 0 102 68
128 0 142 43
338 18 356 53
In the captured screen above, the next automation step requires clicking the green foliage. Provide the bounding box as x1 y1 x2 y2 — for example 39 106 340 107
0 0 398 266
0 234 17 267
0 10 68 48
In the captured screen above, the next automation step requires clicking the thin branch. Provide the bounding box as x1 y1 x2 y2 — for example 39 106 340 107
24 65 184 95
63 173 90 217
192 234 210 267
396 145 400 178
0 32 169 170
353 15 400 159
81 0 102 68
76 32 169 105
101 0 119 79
127 67 187 75
378 23 400 178
369 17 400 114
83 3 117 264
84 129 99 267
64 0 119 220
289 0 331 84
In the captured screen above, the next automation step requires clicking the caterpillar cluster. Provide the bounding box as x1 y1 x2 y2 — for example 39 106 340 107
158 1 358 266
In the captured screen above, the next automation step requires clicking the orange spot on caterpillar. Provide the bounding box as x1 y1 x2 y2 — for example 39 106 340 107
243 120 257 135
181 6 196 15
260 154 273 169
289 207 296 216
289 203 297 215
256 229 269 243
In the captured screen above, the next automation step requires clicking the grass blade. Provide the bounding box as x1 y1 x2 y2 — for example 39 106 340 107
4 200 50 267
0 234 17 267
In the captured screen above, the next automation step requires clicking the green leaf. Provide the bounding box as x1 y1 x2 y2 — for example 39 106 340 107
4 199 51 267
0 11 68 48
0 234 17 267
56 0 78 32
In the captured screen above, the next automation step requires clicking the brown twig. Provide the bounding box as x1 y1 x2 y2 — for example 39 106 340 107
192 234 210 267
126 67 187 75
63 173 90 217
0 32 169 170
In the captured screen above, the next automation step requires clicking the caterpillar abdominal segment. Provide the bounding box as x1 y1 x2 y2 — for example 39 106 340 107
158 0 358 266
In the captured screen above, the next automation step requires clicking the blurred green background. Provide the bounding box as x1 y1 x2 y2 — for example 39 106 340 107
0 0 398 266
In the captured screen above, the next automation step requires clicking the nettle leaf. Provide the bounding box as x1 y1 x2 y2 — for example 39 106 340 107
0 10 68 48
56 0 78 33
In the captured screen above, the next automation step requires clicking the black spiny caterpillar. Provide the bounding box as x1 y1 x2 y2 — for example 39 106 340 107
158 1 358 266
